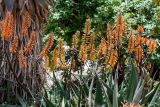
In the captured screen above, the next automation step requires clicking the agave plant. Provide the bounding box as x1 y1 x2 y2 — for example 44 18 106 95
0 0 54 105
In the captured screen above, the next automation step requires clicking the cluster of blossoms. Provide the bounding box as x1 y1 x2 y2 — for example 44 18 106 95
42 11 157 72
1 10 55 69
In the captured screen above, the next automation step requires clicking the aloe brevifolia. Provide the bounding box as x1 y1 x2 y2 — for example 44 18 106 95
0 0 54 103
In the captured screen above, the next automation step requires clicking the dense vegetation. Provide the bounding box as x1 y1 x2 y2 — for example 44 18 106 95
0 0 160 107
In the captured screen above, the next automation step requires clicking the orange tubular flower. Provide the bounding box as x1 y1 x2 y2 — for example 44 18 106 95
100 38 107 55
137 25 144 33
72 31 80 50
107 49 118 71
78 42 87 63
97 38 107 58
135 46 144 63
57 38 65 55
114 11 124 49
107 24 113 45
57 38 67 69
83 19 91 35
148 40 157 54
21 11 30 36
39 34 54 57
59 53 67 70
18 50 27 69
51 49 59 70
25 31 35 53
9 14 14 37
83 19 91 43
10 36 18 53
2 12 10 39
89 32 96 62
135 34 142 46
116 11 124 35
2 12 14 41
146 39 151 46
43 54 49 70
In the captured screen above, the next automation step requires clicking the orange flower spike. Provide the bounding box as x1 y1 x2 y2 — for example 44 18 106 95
135 34 141 46
143 38 148 45
97 45 102 58
2 12 10 38
51 49 59 70
116 11 124 34
140 37 146 45
83 19 91 43
18 50 27 69
146 39 151 46
89 48 96 62
57 39 67 69
78 42 87 63
8 14 14 37
137 25 144 33
2 12 14 41
148 40 157 54
89 32 96 61
58 38 65 55
83 19 91 35
43 54 49 70
101 38 107 55
39 34 54 57
21 11 30 36
135 46 144 63
107 24 113 45
10 36 18 53
25 31 35 53
107 50 118 71
127 35 135 54
89 32 95 51
59 53 67 69
72 31 80 50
